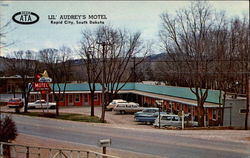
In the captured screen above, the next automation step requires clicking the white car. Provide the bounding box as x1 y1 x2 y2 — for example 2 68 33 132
106 99 128 110
153 114 198 127
112 102 143 114
28 100 56 109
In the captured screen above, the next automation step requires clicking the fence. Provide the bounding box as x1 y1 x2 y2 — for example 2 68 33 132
0 142 120 158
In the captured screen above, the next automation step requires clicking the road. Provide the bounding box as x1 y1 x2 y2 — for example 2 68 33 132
10 114 250 158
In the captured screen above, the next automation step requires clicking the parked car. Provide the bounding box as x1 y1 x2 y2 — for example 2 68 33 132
134 108 159 117
28 100 56 109
112 102 143 114
7 98 24 109
106 99 127 111
153 114 198 127
134 110 167 124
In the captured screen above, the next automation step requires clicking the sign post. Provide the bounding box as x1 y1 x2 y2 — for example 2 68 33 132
156 100 164 128
182 110 184 130
178 110 185 129
46 93 49 112
98 139 111 158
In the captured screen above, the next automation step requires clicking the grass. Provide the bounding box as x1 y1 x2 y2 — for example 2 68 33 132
14 112 103 123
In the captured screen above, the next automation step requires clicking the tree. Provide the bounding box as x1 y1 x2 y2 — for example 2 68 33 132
159 2 228 126
80 26 149 122
80 32 102 116
39 46 72 116
0 21 12 56
5 50 40 112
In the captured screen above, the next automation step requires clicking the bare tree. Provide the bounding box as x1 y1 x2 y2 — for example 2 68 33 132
80 32 102 116
39 46 72 116
159 2 229 126
5 50 40 112
0 21 12 55
227 17 249 130
80 26 149 122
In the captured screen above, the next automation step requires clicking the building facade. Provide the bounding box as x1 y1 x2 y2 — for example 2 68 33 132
29 83 222 126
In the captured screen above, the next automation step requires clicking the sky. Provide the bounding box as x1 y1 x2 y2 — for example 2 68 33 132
0 1 249 57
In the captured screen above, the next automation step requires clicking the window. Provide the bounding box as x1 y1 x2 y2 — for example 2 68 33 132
132 105 138 108
75 94 80 102
126 105 132 108
143 109 150 113
239 109 249 114
117 105 125 108
172 116 179 121
162 116 172 121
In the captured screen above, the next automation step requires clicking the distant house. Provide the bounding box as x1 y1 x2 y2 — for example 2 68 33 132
29 82 222 126
0 75 33 100
224 97 250 129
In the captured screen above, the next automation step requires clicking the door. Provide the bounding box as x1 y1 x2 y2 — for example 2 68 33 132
68 94 73 106
84 94 88 106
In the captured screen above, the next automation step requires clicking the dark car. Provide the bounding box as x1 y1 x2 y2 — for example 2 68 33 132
134 108 159 117
134 108 166 124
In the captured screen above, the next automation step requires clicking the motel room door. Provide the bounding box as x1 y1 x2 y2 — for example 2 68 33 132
83 94 88 106
68 94 74 106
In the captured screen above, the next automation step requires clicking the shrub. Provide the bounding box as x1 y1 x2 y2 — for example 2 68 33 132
0 115 18 142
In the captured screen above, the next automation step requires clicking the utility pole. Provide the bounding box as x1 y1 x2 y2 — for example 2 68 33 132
245 77 249 130
244 39 250 130
133 55 136 82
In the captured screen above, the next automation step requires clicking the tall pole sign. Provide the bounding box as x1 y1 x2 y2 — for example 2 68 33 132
32 70 53 112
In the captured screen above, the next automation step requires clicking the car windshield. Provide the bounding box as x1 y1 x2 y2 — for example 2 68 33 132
9 99 20 102
36 101 45 104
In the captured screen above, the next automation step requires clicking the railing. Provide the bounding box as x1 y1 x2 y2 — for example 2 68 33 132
0 142 120 158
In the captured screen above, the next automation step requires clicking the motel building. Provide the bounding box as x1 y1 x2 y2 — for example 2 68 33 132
29 82 222 126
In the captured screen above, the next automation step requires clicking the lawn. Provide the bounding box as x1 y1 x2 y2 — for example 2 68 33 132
14 112 103 123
